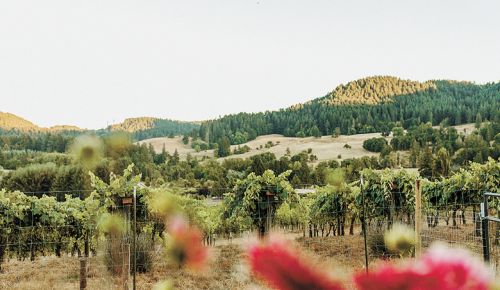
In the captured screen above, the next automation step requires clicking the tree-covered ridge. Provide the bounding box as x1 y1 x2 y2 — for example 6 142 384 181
49 125 83 132
108 117 200 141
310 76 436 106
109 117 158 132
0 112 41 132
198 77 499 147
0 112 83 133
0 113 197 141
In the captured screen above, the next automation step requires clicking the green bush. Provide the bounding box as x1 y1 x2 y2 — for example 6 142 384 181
363 137 388 152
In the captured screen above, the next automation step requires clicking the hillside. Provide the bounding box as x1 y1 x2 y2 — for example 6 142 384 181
139 133 380 162
139 123 477 163
0 112 84 133
139 123 477 162
48 125 83 132
0 113 197 139
108 117 200 141
301 76 436 107
109 117 158 132
2 76 498 143
0 112 40 131
198 76 500 148
316 76 437 105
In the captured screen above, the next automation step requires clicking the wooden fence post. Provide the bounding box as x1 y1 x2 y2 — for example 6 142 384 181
79 257 87 290
122 243 130 290
415 179 422 258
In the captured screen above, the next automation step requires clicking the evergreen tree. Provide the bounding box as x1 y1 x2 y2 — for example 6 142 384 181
0 150 4 168
475 113 483 129
434 148 451 177
217 137 231 157
418 146 434 178
409 139 420 167
171 149 180 165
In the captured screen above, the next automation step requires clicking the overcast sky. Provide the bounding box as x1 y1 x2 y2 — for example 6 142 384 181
1 0 499 129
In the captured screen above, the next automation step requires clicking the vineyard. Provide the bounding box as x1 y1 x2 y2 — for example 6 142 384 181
0 158 498 289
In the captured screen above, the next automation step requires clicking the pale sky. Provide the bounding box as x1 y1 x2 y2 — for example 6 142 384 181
1 0 499 129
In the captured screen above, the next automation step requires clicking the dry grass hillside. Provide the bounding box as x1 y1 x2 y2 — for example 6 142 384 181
138 123 475 162
138 133 384 162
0 112 83 132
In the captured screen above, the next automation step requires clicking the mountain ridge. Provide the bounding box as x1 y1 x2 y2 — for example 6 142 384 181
0 112 84 133
2 76 499 143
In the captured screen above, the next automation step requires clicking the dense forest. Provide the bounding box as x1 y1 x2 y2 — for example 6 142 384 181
197 77 500 152
1 116 499 196
0 130 79 152
3 77 499 151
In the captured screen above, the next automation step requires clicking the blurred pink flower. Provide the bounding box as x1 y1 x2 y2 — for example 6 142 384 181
247 237 344 290
167 216 208 271
355 243 492 290
416 244 492 290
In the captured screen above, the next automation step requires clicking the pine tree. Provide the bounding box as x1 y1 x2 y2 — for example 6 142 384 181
409 139 420 167
0 150 4 168
418 147 434 178
310 126 321 137
217 137 231 157
475 113 483 129
172 149 180 165
434 148 451 177
455 111 462 125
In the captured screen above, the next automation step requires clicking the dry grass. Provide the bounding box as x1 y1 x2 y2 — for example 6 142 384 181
138 133 383 162
1 220 494 289
0 233 365 289
138 123 475 162
0 244 259 290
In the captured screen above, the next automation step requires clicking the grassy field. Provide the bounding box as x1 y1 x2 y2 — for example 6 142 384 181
138 124 475 162
137 133 382 162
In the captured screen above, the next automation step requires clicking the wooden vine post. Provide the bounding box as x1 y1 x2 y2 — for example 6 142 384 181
415 179 422 258
79 257 87 290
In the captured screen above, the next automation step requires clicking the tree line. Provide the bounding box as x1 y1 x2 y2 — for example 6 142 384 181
2 118 499 197
195 78 499 154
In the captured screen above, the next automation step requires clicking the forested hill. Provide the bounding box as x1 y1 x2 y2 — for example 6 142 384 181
0 112 39 132
107 117 200 140
303 76 436 106
2 76 499 146
0 112 199 142
0 112 82 133
198 76 500 145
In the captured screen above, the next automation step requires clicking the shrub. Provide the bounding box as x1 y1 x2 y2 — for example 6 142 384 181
265 141 275 149
363 137 388 152
368 229 389 258
135 233 154 273
233 145 251 155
